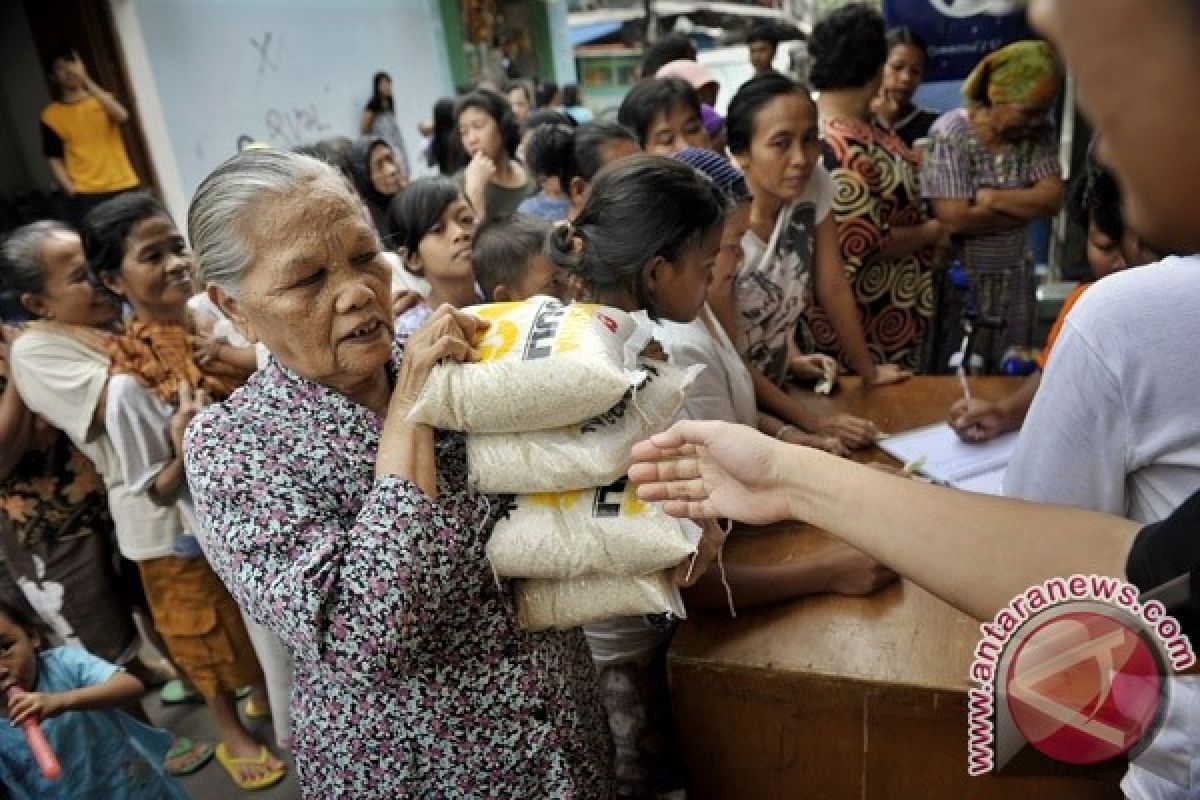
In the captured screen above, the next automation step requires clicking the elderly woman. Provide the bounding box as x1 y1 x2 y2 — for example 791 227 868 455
183 149 672 797
921 40 1064 372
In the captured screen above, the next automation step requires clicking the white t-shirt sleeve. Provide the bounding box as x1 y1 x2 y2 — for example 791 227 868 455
104 374 177 495
1003 314 1130 515
803 163 835 225
9 332 108 443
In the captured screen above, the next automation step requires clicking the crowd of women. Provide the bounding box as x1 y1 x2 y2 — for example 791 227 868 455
2 0 1198 797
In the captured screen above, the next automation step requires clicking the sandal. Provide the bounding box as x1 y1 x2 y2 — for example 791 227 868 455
165 736 214 776
243 697 271 720
160 679 203 706
214 743 286 791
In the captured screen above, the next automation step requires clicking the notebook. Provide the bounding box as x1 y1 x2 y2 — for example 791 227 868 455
877 423 1019 496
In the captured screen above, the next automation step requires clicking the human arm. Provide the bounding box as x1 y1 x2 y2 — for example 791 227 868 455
461 153 496 222
40 122 74 195
749 363 877 449
630 420 1140 621
930 198 1024 237
948 370 1040 443
47 160 75 196
0 328 36 481
877 218 946 260
360 109 375 136
193 329 259 372
65 55 128 124
811 215 908 386
974 175 1065 223
6 669 142 727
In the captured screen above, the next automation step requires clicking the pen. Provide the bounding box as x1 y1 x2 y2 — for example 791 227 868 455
957 365 972 405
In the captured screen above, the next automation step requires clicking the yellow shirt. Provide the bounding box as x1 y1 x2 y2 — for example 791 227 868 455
41 96 138 194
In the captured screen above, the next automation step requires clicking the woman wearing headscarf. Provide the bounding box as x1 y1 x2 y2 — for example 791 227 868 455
921 40 1064 373
348 136 403 245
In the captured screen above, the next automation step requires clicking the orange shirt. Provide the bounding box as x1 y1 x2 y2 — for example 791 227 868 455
41 96 138 194
1036 282 1091 370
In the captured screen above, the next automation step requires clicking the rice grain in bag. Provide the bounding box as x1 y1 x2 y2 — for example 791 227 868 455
467 360 701 493
407 297 651 433
486 477 700 579
514 572 686 632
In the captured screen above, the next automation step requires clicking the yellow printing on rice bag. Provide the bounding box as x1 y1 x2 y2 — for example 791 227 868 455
485 476 700 580
407 296 653 433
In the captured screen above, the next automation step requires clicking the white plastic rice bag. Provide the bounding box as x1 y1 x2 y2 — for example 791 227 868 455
487 476 702 580
515 572 686 632
467 360 701 493
407 297 652 433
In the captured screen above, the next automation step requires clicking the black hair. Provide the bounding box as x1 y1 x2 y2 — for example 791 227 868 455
505 81 533 107
520 109 576 140
294 136 355 182
544 153 727 315
455 89 521 159
535 81 560 108
430 97 469 175
617 77 702 147
525 121 639 190
370 71 394 113
0 595 44 644
562 84 583 107
725 72 812 155
746 23 779 46
1068 150 1124 242
886 26 928 62
808 4 888 91
640 33 698 78
472 214 552 301
82 191 172 279
387 177 464 255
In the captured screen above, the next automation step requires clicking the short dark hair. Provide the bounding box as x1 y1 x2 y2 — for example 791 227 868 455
1068 148 1124 242
455 89 521 159
387 177 464 254
746 23 779 46
0 595 44 644
886 26 928 62
472 214 552 301
535 81 560 108
524 121 639 189
544 153 727 317
808 4 888 91
640 33 698 78
294 136 355 183
562 84 583 107
82 191 172 279
725 73 811 155
520 109 576 140
617 77 702 147
430 97 469 175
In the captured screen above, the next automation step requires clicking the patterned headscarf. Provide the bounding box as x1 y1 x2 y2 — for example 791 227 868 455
962 40 1062 110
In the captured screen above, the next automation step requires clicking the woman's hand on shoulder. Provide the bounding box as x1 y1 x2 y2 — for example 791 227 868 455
391 305 489 412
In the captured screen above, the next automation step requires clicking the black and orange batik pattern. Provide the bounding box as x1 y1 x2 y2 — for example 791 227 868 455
806 117 935 372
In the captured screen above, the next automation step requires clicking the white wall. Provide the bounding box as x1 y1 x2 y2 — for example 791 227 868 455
116 0 452 221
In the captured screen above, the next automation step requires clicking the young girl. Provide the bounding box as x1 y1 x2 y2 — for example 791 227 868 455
544 152 726 799
617 77 710 156
83 193 287 790
389 177 482 338
725 73 908 450
0 600 189 799
360 71 411 182
455 89 536 222
521 121 641 221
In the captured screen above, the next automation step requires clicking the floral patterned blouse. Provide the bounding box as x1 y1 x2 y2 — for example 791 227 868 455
183 344 613 799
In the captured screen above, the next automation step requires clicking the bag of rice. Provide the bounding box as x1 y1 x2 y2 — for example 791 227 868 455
515 572 686 632
487 476 702 579
407 297 652 433
467 360 701 493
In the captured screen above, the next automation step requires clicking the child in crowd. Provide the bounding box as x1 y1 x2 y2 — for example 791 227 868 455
0 600 189 799
617 77 710 156
471 214 564 302
389 177 482 338
516 123 574 222
544 152 727 798
949 150 1156 442
520 121 640 222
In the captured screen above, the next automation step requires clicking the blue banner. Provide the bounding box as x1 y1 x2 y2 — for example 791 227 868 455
882 0 1036 83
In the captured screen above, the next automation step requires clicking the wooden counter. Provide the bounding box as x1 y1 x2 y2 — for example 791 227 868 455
668 376 1125 799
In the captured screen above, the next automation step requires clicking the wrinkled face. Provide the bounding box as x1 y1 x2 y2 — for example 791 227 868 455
644 101 710 156
648 225 721 324
507 87 531 122
882 43 925 105
103 216 193 321
0 614 38 696
412 198 476 283
737 92 820 205
232 182 393 394
369 143 402 196
748 41 777 73
23 231 115 327
987 101 1055 144
1029 0 1200 253
459 107 504 161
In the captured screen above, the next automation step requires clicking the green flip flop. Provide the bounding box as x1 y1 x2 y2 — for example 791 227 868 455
159 679 203 705
166 736 214 776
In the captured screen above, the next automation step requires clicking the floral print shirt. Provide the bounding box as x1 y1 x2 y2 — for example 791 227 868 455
183 344 613 799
